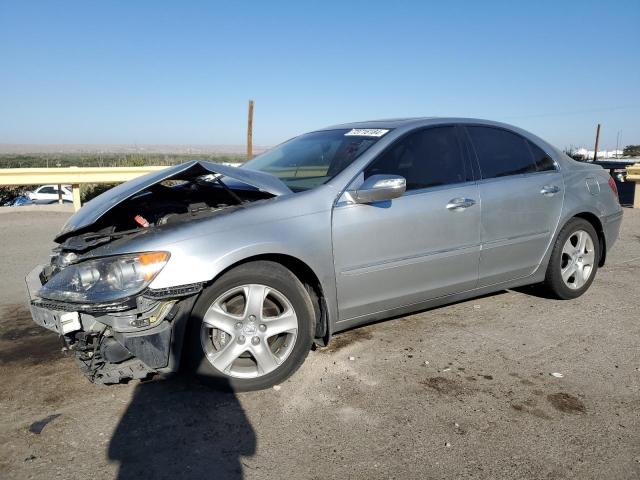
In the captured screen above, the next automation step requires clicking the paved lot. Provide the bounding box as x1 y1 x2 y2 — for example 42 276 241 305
1 208 639 479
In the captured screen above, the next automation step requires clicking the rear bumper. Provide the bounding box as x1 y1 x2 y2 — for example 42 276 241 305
25 265 198 384
602 209 623 252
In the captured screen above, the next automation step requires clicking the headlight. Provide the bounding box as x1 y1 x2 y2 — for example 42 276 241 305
38 252 170 303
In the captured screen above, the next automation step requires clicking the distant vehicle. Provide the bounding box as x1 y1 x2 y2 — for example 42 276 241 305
593 159 638 206
4 195 34 206
27 185 73 204
26 118 623 391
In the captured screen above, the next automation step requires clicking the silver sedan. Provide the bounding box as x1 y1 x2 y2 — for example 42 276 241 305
26 118 623 390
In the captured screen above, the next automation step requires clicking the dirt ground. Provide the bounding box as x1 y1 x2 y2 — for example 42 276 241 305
0 208 639 480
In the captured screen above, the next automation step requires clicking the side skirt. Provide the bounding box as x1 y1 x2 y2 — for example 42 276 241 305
333 267 546 334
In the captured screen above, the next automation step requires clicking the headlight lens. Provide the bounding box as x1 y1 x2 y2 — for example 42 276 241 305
38 252 170 303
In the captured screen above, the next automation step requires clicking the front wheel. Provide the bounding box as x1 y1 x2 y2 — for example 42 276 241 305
185 261 315 391
543 218 600 299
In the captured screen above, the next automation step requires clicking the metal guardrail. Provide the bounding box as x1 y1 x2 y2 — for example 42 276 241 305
627 164 640 209
3 163 639 212
0 166 167 211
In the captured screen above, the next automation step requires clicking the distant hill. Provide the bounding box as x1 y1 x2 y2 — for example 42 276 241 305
0 144 269 155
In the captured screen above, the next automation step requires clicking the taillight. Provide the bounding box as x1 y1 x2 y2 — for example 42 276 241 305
608 176 619 200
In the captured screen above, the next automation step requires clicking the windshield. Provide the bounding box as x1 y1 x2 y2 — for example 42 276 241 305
243 129 387 191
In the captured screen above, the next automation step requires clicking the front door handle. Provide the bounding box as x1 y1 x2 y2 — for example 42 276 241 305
540 185 560 196
446 197 476 211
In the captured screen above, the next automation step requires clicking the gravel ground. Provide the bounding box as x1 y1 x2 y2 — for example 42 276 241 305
0 209 639 480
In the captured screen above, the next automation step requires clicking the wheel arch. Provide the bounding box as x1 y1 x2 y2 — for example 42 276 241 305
572 211 606 266
203 253 331 345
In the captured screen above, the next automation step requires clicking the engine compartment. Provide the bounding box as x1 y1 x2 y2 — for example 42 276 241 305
103 178 265 228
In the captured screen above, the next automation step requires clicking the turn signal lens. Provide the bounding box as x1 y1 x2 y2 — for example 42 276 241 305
138 252 170 281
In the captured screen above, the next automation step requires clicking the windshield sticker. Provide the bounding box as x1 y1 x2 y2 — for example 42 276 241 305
344 128 390 137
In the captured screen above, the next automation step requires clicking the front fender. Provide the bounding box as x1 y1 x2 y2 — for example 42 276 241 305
147 210 339 338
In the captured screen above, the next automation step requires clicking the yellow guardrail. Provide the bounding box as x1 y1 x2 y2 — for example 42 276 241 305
0 166 167 211
627 163 640 209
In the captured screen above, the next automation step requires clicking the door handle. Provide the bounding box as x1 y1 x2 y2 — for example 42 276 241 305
446 197 476 211
540 185 560 196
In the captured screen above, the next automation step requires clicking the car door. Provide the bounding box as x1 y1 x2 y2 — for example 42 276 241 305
464 126 564 286
332 126 481 322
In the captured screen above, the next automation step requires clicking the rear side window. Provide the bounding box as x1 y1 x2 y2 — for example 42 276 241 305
467 126 538 179
365 126 470 191
38 186 57 194
527 141 556 171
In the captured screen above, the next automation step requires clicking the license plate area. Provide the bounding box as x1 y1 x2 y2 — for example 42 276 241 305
59 312 81 334
29 304 81 335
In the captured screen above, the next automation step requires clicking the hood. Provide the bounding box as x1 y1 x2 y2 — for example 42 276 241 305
56 160 292 242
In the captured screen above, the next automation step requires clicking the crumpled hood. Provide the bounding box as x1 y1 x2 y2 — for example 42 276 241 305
55 160 292 242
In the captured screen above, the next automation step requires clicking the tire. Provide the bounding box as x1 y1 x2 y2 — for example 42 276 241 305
185 261 315 391
543 218 600 300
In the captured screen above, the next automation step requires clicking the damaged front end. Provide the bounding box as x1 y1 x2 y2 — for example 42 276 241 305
25 161 291 384
27 264 200 383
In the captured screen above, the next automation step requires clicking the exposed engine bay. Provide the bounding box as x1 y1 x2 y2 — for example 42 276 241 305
57 176 271 251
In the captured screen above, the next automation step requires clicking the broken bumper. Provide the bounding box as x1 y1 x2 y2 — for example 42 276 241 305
25 265 199 384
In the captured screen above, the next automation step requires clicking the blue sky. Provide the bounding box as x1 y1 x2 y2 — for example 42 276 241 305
1 0 638 149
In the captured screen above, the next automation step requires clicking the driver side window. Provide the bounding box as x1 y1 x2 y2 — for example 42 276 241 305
364 127 470 191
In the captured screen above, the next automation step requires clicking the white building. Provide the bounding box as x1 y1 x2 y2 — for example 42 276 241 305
573 147 623 160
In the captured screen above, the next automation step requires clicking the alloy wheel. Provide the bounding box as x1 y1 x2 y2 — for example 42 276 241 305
560 230 595 290
200 284 298 378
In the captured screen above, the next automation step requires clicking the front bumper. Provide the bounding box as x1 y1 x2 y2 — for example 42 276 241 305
25 264 199 384
26 266 83 335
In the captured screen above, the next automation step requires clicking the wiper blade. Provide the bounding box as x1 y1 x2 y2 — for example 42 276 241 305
82 227 142 241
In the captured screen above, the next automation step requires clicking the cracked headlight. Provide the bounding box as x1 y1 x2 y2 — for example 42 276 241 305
38 252 170 303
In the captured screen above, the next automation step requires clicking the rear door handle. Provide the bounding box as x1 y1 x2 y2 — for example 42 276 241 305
540 185 560 196
446 197 476 211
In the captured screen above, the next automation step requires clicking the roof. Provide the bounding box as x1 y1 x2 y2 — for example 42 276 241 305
320 117 522 131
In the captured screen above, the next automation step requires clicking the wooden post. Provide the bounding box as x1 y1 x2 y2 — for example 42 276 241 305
57 183 63 204
593 124 601 162
247 99 254 160
72 184 81 211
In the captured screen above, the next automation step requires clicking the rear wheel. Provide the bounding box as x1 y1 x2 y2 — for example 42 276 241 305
186 261 315 391
543 218 599 299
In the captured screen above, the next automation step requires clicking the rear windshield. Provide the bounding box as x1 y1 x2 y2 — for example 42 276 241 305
244 129 387 191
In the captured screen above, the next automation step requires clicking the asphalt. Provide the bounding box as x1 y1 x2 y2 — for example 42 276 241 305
0 209 639 480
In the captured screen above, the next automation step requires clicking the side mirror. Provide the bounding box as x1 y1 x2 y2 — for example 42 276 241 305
348 174 406 204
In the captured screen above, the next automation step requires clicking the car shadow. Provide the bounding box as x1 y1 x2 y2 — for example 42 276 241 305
510 284 559 300
108 376 255 480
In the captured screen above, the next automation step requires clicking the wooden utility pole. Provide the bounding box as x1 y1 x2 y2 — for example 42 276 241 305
247 99 254 160
593 123 601 162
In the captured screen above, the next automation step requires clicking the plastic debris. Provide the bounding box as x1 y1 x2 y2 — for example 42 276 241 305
348 356 355 361
442 367 451 372
445 442 451 447
28 414 61 435
550 372 564 378
273 385 281 391
424 361 430 365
